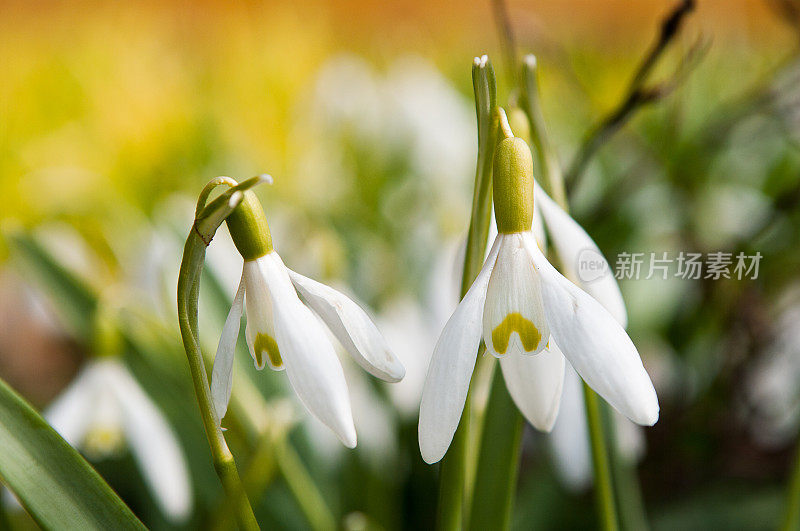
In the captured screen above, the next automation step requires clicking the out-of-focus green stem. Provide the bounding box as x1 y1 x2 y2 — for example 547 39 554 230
606 404 648 531
274 438 336 531
522 55 621 531
520 55 566 207
468 368 523 531
584 385 619 531
436 56 497 531
781 437 800 531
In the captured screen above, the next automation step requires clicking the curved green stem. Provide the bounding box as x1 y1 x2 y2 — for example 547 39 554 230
178 232 259 531
178 180 266 531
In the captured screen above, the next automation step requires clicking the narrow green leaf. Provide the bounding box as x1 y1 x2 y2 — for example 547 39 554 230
5 232 97 339
0 377 145 530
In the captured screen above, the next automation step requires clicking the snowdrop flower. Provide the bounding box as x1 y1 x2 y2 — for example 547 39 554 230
45 358 191 521
418 130 659 464
210 190 405 448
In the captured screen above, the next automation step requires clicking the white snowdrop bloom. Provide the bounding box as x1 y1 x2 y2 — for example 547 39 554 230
210 191 405 449
44 358 192 521
418 134 659 464
528 181 646 490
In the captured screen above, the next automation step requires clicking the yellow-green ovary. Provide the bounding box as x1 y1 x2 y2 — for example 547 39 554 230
254 333 282 369
491 312 541 354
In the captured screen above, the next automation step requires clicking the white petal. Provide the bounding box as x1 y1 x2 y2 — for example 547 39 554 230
210 273 245 421
483 232 549 358
287 270 405 382
500 342 565 431
107 361 192 521
418 237 501 464
242 260 282 371
260 252 357 448
524 238 659 426
534 180 627 327
43 364 95 447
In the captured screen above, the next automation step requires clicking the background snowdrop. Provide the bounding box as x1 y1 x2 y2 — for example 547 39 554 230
44 358 192 521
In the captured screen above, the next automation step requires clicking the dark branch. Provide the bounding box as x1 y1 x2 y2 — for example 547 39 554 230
565 0 699 190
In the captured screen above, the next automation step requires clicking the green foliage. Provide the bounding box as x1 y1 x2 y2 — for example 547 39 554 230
0 377 144 530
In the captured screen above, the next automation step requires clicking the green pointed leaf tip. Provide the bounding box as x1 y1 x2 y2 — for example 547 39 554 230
493 137 534 234
0 377 145 530
225 190 273 260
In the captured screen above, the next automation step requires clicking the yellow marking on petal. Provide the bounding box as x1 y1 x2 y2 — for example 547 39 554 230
83 426 125 460
254 333 282 369
492 312 541 355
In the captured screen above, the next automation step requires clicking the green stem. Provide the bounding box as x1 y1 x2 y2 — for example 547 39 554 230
606 405 648 531
178 181 265 531
435 56 497 531
178 232 260 531
468 367 524 531
274 438 336 531
584 384 619 531
522 54 621 531
781 436 800 531
520 55 566 207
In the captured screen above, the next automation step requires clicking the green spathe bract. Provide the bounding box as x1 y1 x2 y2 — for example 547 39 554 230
493 137 534 234
225 190 273 260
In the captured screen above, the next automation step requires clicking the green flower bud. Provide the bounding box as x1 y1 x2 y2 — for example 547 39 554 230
225 190 273 260
492 136 534 234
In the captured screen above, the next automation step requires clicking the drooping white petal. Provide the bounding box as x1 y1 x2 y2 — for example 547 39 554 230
287 269 405 382
418 237 501 464
534 180 627 327
260 252 357 448
242 260 281 371
500 342 565 431
524 237 659 426
43 363 95 447
210 273 245 421
483 232 549 358
107 361 192 521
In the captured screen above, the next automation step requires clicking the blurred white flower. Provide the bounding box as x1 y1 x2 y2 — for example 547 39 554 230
745 297 800 447
549 364 645 491
44 358 192 521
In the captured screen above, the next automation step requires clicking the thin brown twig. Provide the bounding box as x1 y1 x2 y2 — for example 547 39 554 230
565 0 699 190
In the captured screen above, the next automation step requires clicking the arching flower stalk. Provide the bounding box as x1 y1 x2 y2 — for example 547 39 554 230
418 116 659 465
210 182 405 448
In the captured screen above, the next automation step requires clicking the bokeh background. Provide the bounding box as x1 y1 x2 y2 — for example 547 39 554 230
2 0 800 529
